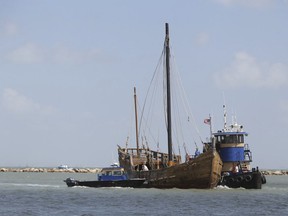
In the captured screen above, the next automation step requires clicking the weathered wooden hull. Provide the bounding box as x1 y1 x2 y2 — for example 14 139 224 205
118 148 223 189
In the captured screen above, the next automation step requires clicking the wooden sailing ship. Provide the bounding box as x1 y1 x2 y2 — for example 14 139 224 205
118 23 223 189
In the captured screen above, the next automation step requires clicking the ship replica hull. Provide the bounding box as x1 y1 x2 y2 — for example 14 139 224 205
118 147 223 189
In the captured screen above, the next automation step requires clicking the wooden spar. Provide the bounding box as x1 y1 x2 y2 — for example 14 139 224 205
134 87 140 156
165 23 173 165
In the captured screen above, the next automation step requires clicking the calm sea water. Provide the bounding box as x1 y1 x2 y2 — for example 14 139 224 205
0 172 287 216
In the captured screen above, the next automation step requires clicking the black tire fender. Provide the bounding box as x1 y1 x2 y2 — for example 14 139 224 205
261 175 266 184
245 175 252 182
229 177 235 183
237 176 243 182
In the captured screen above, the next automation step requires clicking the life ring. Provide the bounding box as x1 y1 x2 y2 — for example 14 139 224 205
236 176 243 182
261 175 266 184
245 175 252 182
229 177 235 184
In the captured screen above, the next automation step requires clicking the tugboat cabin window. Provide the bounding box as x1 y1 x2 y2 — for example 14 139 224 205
217 134 244 144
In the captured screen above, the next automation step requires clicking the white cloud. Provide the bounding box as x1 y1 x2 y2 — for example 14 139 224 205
51 46 101 64
195 32 210 46
1 88 54 114
264 63 288 87
2 88 40 113
214 0 275 9
5 43 103 65
0 21 18 35
6 43 44 64
215 51 288 89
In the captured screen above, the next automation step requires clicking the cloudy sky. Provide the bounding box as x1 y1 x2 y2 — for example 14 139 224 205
0 0 287 169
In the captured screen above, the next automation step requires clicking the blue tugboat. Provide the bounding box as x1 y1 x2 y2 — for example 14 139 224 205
205 105 266 189
64 164 145 188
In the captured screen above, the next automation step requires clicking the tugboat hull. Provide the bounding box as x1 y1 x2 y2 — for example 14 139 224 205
220 171 266 189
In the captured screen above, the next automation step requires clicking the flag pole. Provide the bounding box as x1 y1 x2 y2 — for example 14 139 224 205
209 114 213 141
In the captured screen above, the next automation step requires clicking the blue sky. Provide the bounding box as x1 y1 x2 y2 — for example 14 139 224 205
0 0 287 169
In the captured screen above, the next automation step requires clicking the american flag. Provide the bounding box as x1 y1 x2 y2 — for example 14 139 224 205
204 118 211 125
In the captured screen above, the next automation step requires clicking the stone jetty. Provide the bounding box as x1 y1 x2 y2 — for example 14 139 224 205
261 170 288 176
0 167 287 175
0 167 101 173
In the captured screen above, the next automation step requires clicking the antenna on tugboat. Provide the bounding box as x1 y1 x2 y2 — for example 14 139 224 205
223 104 227 131
134 87 140 156
222 92 227 131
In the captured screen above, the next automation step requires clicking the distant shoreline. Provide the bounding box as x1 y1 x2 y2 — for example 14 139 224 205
0 167 101 173
0 167 287 175
261 170 288 176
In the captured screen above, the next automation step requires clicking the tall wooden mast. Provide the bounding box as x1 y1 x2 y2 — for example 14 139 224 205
165 23 173 166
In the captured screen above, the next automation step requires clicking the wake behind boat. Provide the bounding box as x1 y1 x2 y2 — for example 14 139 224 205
64 164 145 188
118 23 223 189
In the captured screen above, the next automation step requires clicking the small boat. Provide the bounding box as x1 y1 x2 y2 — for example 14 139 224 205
207 106 267 189
117 23 223 189
64 164 146 188
58 165 69 169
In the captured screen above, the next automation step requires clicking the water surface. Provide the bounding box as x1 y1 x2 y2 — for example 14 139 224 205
0 173 287 215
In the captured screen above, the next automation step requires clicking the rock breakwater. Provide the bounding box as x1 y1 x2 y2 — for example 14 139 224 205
0 167 101 173
261 170 288 175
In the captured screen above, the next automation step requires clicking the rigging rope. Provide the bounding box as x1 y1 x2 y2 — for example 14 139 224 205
135 42 205 158
170 53 204 144
139 49 165 147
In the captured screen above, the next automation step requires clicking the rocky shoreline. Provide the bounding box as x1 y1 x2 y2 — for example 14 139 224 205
0 167 101 173
261 170 288 176
0 167 287 175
